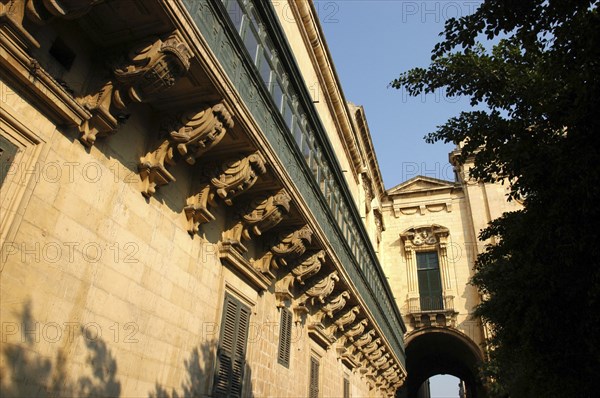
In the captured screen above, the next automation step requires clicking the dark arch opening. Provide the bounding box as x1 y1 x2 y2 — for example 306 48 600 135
397 327 486 398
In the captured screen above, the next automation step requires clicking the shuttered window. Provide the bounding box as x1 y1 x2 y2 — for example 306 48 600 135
214 294 251 398
416 251 443 311
277 308 292 367
343 377 350 398
309 356 320 398
0 135 18 187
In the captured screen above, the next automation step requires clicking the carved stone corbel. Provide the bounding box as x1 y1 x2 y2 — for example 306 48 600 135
372 354 391 368
139 103 234 198
319 290 350 320
275 275 295 308
253 225 312 276
79 30 193 146
345 320 369 342
290 250 326 285
26 0 103 24
185 152 267 232
353 328 375 348
331 306 360 333
361 338 382 355
221 189 291 242
297 271 339 306
368 350 388 364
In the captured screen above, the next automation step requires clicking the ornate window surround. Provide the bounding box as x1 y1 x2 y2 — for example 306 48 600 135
400 225 457 328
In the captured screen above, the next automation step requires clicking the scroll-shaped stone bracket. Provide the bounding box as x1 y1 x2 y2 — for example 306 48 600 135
79 30 193 146
331 306 360 334
275 275 295 308
139 103 234 197
253 225 312 276
367 347 387 363
312 290 349 325
292 303 309 325
360 337 382 355
290 250 326 285
185 152 266 234
297 270 339 307
371 353 390 368
345 320 370 343
26 0 104 24
222 188 291 243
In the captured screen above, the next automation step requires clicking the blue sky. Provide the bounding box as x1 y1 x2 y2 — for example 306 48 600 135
318 0 478 190
318 1 480 395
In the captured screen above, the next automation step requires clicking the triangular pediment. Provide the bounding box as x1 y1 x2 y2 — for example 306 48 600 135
387 176 456 195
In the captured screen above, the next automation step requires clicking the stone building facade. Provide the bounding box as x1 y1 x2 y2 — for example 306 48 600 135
0 1 406 397
381 152 522 397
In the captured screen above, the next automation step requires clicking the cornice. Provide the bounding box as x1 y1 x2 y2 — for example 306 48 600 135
290 0 364 183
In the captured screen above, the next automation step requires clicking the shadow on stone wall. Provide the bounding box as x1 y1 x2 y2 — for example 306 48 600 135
0 301 121 397
1 301 254 397
149 342 254 398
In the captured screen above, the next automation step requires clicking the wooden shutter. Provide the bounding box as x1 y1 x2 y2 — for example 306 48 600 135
278 308 292 367
214 294 251 398
309 356 320 398
0 135 18 187
416 252 443 310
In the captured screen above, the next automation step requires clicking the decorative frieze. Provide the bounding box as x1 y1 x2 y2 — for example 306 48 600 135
184 152 267 232
139 103 234 198
79 31 193 146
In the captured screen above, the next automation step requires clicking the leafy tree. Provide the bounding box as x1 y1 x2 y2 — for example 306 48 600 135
391 1 600 396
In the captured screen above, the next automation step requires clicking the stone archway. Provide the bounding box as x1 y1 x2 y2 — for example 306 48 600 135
398 327 486 398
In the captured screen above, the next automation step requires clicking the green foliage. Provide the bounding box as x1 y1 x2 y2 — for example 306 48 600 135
391 1 600 396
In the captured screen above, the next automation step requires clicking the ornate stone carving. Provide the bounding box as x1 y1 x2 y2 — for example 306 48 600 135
321 290 350 318
371 353 390 367
223 189 291 242
401 225 449 248
79 31 193 146
26 0 103 24
139 103 234 197
345 320 369 342
352 328 375 347
275 275 295 308
366 347 386 362
373 207 384 243
361 338 382 355
253 225 312 275
185 152 267 232
332 306 360 333
290 250 326 285
361 173 373 213
298 271 339 306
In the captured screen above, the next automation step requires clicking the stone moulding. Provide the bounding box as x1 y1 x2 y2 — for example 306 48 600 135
184 151 267 233
218 240 270 292
140 103 234 198
79 30 194 146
